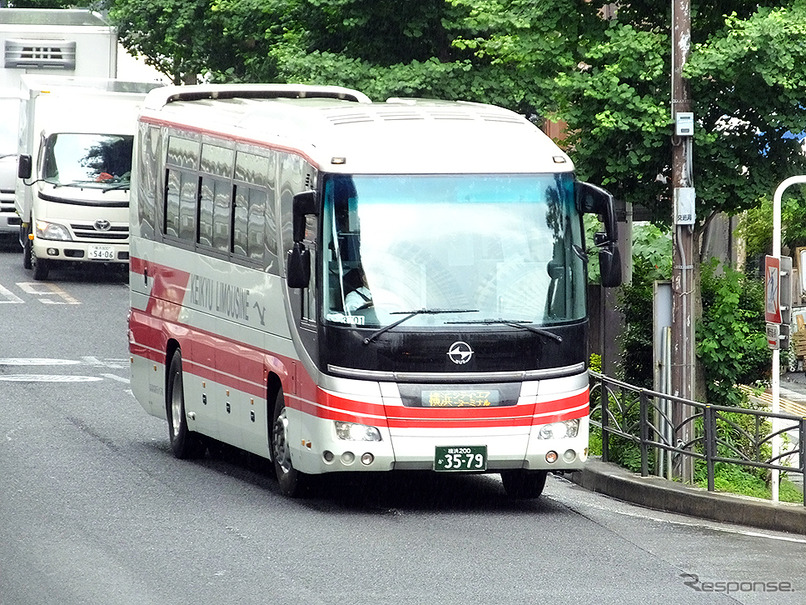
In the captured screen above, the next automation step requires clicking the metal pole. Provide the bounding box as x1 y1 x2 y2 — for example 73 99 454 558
771 176 806 501
671 0 694 483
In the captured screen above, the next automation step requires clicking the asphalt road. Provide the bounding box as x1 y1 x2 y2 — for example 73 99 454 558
1 239 805 605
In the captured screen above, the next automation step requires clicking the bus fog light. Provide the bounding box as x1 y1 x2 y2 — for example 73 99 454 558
334 420 382 442
341 451 355 465
323 450 334 463
537 419 580 440
563 449 576 463
545 451 558 463
361 452 374 466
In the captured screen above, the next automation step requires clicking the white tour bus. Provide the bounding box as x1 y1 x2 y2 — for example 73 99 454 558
128 84 621 498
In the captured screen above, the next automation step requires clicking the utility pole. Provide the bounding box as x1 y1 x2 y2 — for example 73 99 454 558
671 0 695 482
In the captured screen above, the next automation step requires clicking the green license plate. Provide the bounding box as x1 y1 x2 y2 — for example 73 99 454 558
434 445 487 472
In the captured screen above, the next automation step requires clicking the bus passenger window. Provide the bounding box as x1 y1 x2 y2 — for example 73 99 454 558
165 169 180 237
233 186 248 256
212 179 231 252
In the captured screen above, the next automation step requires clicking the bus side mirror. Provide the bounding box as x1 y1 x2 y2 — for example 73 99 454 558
18 154 32 180
288 190 317 288
292 190 317 243
287 242 311 288
578 181 622 288
599 244 622 288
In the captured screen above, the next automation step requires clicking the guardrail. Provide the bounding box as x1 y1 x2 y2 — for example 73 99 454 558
589 371 806 505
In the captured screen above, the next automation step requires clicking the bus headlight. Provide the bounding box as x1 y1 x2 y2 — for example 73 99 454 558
334 421 382 442
537 419 580 440
35 220 72 241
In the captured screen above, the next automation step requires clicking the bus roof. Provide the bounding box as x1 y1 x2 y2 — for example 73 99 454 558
140 84 574 175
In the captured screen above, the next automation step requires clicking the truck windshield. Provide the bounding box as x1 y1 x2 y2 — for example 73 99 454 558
42 133 133 188
322 173 586 329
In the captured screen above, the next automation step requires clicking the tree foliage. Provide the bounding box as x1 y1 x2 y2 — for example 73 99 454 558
107 0 806 236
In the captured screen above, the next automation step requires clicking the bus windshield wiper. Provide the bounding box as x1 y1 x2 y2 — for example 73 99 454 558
363 308 479 345
444 318 563 343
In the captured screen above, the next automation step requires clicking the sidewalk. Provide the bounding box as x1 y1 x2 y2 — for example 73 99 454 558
571 372 806 535
569 459 806 535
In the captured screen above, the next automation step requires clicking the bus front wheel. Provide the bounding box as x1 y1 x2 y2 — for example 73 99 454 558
166 350 205 459
501 469 548 499
271 390 309 497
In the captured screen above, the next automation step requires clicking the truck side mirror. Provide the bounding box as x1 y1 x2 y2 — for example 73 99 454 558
18 154 32 180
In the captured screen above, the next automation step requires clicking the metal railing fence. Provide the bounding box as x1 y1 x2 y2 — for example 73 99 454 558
589 371 806 505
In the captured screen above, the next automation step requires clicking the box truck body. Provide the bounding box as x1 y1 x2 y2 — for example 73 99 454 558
0 8 117 235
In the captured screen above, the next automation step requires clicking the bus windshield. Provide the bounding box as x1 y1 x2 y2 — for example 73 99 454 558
322 173 587 329
42 133 134 189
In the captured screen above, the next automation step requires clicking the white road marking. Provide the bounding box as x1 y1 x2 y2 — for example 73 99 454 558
0 374 102 382
0 284 24 304
17 282 80 305
0 358 81 365
101 373 130 384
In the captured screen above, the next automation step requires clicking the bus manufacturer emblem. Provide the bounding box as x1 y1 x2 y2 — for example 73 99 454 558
447 341 473 365
94 219 111 231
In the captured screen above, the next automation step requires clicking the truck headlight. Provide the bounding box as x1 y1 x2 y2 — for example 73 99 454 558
537 419 580 440
334 421 382 442
35 220 72 241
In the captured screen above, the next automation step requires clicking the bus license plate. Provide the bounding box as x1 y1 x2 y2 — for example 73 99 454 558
88 245 115 260
434 445 487 472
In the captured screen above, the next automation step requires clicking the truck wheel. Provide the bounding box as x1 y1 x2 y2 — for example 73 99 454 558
166 350 205 459
501 469 548 499
22 237 32 270
271 389 310 497
31 248 49 280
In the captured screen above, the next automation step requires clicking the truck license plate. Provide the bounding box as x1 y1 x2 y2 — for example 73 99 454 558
88 245 115 260
434 445 487 472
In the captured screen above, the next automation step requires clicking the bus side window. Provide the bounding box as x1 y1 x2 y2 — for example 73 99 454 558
165 168 180 238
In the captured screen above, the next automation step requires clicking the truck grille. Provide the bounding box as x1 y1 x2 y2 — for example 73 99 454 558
70 223 129 241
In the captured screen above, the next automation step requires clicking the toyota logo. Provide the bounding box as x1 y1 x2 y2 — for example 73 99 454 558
94 219 111 231
447 341 473 365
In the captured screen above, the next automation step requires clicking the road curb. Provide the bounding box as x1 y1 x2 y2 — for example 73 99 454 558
569 459 806 535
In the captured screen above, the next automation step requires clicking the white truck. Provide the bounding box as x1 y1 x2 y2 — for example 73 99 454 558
0 8 118 237
16 76 163 279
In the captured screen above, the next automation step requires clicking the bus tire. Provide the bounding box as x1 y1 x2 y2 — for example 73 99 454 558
271 389 309 497
501 469 548 499
31 248 49 280
166 350 205 459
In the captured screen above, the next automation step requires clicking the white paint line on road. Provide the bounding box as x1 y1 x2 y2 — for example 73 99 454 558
0 284 24 304
101 373 130 384
17 282 80 305
0 375 102 382
0 358 81 366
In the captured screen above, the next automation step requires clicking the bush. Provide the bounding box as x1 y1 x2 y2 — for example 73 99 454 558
697 259 770 406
